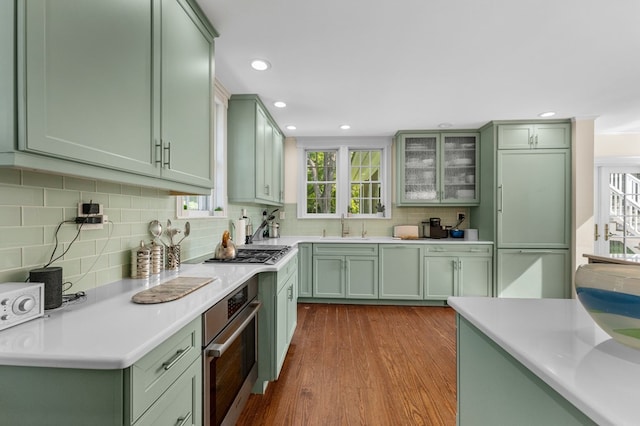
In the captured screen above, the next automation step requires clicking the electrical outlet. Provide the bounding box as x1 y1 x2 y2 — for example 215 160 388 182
77 203 105 230
457 212 465 221
279 211 286 220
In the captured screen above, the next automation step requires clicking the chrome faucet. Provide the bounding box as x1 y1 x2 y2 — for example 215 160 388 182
341 213 350 237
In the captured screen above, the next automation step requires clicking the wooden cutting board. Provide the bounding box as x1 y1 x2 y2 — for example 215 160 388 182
131 276 215 304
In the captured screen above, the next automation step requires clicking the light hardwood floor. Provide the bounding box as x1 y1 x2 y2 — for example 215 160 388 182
237 303 457 425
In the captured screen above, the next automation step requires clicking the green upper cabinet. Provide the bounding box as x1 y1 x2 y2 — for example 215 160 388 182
2 0 216 194
396 131 479 206
497 123 570 149
157 0 216 188
228 95 285 206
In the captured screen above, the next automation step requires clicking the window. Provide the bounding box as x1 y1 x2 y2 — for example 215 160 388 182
305 150 337 214
176 82 228 218
596 164 640 255
297 137 391 218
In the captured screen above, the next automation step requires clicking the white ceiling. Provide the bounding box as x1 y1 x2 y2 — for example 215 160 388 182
197 0 640 137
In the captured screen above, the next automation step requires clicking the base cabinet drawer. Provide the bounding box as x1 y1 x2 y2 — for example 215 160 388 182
134 358 202 426
127 317 202 422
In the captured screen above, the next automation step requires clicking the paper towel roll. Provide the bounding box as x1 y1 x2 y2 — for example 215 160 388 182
234 219 246 246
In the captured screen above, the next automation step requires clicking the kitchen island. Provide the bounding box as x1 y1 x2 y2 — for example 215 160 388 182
449 296 640 426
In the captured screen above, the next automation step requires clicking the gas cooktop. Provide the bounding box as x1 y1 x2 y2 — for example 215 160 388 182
204 245 291 265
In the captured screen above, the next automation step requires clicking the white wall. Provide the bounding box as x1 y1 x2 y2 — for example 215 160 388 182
595 134 640 158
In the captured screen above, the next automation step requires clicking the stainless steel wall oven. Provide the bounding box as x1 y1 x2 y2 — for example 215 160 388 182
202 276 261 426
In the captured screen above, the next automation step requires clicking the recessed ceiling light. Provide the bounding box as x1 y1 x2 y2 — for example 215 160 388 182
286 125 296 130
538 111 556 118
340 124 351 130
438 122 453 129
250 59 271 71
274 101 287 108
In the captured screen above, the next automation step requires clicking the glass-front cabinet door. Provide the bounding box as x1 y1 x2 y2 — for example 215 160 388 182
399 134 439 203
441 134 478 203
396 132 479 205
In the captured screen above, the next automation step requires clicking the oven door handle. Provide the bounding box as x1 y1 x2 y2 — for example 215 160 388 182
205 300 262 358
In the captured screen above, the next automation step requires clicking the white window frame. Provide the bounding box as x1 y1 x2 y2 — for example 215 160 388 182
296 137 392 219
176 80 229 218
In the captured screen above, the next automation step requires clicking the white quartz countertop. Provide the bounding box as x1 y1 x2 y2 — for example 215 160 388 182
448 297 640 426
0 248 299 370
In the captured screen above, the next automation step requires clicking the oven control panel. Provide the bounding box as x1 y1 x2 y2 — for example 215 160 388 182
0 282 44 331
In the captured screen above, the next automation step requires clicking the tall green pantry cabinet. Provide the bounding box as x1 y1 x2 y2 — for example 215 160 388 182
1 0 217 194
471 121 571 299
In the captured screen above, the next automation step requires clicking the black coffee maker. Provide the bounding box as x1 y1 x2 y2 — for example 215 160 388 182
428 218 448 239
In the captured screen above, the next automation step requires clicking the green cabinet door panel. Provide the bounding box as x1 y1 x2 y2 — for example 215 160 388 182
276 279 290 373
287 271 298 343
298 243 313 297
379 245 423 299
458 257 492 297
497 123 570 149
313 256 346 298
159 0 214 187
424 256 456 299
497 249 570 298
23 0 155 175
346 256 379 298
497 150 571 248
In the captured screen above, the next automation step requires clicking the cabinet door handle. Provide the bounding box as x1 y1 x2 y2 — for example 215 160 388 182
529 135 534 146
534 134 539 146
175 411 192 426
155 142 163 166
469 248 485 252
265 184 270 196
163 141 171 168
497 185 503 212
518 250 554 254
288 285 293 300
162 345 191 370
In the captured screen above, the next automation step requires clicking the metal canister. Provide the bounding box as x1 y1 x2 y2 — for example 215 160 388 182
131 240 151 278
150 241 164 274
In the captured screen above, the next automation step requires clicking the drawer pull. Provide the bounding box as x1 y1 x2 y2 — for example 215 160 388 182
470 249 486 252
175 411 192 426
162 346 191 371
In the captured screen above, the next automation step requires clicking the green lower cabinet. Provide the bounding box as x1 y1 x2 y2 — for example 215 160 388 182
313 256 345 297
312 244 379 299
424 256 492 300
497 249 570 298
379 245 424 299
255 255 298 393
0 318 202 425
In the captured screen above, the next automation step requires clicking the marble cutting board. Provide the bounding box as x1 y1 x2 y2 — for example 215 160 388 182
131 276 215 304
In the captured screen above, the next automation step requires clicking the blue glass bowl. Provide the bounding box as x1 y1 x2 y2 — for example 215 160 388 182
575 264 640 349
